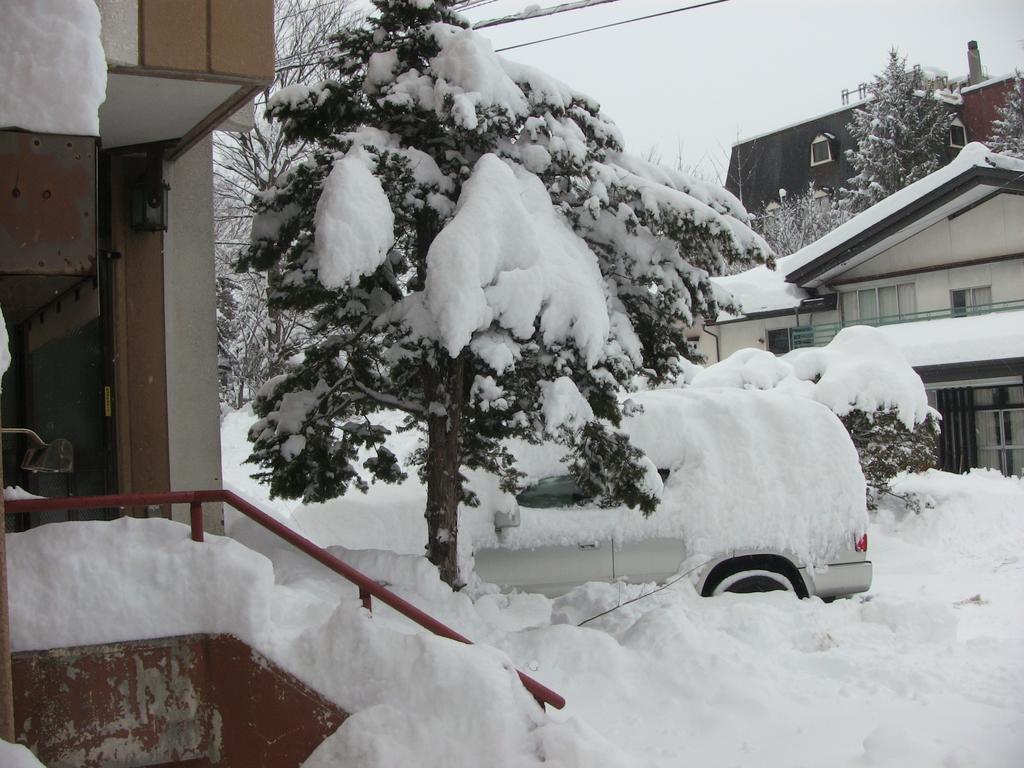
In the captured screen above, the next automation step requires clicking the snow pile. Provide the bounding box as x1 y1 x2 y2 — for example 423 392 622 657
313 155 395 288
711 256 807 319
692 325 933 429
6 517 631 768
214 410 1024 768
3 486 44 501
0 741 46 768
0 305 9 383
213 413 1024 767
876 469 1024 562
8 518 276 649
423 155 612 365
0 0 107 136
464 388 867 567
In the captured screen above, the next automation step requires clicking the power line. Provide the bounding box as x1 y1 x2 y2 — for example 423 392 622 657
474 0 629 30
495 0 733 53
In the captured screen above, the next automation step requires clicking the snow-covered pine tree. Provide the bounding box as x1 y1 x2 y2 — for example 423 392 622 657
988 70 1024 159
240 0 770 586
840 50 952 213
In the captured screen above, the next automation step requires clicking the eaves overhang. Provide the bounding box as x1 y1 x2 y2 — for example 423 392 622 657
784 167 1024 289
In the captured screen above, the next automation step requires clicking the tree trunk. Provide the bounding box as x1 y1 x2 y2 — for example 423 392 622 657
423 352 464 588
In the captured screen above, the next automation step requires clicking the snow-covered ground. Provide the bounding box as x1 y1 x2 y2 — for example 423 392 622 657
225 410 1024 766
7 411 1023 767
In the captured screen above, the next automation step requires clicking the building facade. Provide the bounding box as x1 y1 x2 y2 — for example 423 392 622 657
1 1 274 531
726 41 1014 213
702 147 1024 477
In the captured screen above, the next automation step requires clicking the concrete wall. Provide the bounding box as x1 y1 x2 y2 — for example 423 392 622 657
164 135 223 532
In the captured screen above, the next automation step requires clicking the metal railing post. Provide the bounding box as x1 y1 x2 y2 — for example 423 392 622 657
359 586 372 612
190 501 204 542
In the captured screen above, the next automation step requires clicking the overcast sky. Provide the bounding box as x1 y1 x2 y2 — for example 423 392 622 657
443 0 1024 181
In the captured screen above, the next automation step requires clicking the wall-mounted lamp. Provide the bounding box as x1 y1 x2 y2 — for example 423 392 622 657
130 150 169 232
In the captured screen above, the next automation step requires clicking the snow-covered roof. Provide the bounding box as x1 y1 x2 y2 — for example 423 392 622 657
711 257 807 320
783 144 1024 287
960 72 1015 95
872 311 1024 368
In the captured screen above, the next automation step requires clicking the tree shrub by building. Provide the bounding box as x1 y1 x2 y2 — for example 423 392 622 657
988 70 1024 159
840 50 952 213
840 408 939 508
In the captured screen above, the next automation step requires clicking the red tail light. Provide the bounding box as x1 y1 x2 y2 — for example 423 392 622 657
855 533 868 552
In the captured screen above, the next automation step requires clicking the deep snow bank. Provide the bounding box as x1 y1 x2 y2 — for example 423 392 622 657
6 518 631 768
0 740 46 768
876 469 1024 562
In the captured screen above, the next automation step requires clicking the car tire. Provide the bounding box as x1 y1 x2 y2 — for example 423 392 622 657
701 556 807 598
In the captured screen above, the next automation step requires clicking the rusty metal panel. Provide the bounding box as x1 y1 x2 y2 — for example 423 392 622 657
0 131 96 276
12 633 347 768
12 635 215 767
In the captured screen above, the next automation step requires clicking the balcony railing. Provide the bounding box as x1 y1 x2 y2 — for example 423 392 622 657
790 299 1024 349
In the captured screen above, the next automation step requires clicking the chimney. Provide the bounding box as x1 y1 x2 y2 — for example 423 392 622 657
967 40 984 85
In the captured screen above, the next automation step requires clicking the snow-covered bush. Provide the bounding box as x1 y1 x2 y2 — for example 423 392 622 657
692 326 938 504
839 408 938 506
240 0 770 584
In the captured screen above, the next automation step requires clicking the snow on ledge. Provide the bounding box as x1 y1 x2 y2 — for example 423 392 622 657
0 0 107 136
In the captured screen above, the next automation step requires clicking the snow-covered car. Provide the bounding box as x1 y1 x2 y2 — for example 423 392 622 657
470 388 872 599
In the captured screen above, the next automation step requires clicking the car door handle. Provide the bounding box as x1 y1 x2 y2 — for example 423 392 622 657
578 542 601 550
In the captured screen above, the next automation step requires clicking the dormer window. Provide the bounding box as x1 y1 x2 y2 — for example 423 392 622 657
810 134 835 166
948 117 967 148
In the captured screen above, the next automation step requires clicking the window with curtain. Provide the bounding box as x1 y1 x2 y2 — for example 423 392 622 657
841 283 916 323
974 385 1024 477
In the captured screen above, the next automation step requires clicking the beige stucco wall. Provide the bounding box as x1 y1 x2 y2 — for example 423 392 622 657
96 0 139 67
841 194 1024 281
163 135 223 532
703 308 841 364
836 259 1024 320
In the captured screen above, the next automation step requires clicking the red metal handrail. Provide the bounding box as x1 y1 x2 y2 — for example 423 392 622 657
4 489 565 710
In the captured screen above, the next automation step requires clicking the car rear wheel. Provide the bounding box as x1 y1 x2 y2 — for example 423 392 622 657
710 569 796 595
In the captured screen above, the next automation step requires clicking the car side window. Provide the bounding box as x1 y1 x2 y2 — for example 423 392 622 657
515 476 591 508
516 470 670 508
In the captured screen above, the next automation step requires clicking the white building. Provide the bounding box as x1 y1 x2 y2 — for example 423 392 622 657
699 144 1024 476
